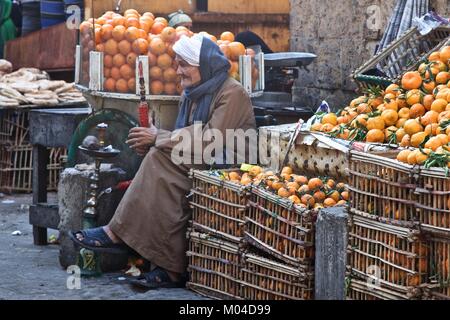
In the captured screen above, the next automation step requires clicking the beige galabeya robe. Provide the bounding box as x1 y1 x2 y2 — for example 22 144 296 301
109 77 256 273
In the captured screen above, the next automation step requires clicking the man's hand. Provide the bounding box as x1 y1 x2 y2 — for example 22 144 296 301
126 124 158 156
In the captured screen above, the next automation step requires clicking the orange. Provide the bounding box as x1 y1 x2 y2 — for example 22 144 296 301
149 38 166 55
154 17 168 25
104 67 111 78
409 104 426 118
404 119 423 136
436 134 449 145
104 39 118 56
126 52 137 67
385 126 398 140
423 80 436 93
156 53 173 70
439 45 450 62
118 40 131 55
139 20 152 34
329 190 340 203
115 78 128 93
301 194 316 207
398 107 410 119
150 80 164 95
400 134 411 147
288 195 301 205
396 118 407 128
119 64 134 80
149 66 163 80
407 149 420 165
313 191 326 203
111 67 120 81
396 128 406 142
103 54 113 68
397 149 412 163
166 43 175 58
406 89 423 106
147 52 157 67
436 72 449 84
127 78 136 92
125 17 140 29
95 17 107 25
416 149 431 165
164 82 177 95
163 68 177 82
143 12 155 19
95 43 104 52
229 61 239 75
228 42 246 61
294 175 308 185
356 103 372 114
308 178 323 191
100 24 114 41
366 129 385 143
124 9 140 17
322 113 338 125
385 84 402 96
137 28 147 40
431 99 448 113
384 99 399 111
161 27 177 43
124 26 139 42
425 136 443 151
381 109 399 126
402 71 423 90
411 132 428 148
219 44 230 59
112 53 126 67
112 16 126 27
423 94 435 110
421 111 439 126
79 21 92 34
132 38 148 55
112 25 126 42
424 123 439 136
220 31 235 42
324 198 337 208
104 78 116 92
429 51 442 62
366 117 385 131
151 22 166 35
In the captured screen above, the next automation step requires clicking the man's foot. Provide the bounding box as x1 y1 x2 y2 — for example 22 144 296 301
69 227 130 255
75 226 122 244
127 267 186 290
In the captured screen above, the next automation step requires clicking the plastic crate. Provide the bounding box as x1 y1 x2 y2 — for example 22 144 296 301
352 26 450 90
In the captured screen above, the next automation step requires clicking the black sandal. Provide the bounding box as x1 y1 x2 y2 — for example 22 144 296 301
69 227 130 255
127 267 185 290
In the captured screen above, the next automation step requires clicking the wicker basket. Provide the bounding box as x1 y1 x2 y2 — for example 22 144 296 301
0 144 66 193
416 168 450 236
346 278 410 300
186 231 243 300
245 186 316 269
240 253 314 300
424 234 450 299
347 215 428 299
347 150 420 227
352 26 450 90
0 109 29 146
189 169 251 243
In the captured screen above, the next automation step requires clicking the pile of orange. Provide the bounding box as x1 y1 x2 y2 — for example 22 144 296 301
311 45 450 167
79 11 254 95
224 166 348 210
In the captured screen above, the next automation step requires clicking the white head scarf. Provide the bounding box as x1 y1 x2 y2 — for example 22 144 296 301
173 34 203 67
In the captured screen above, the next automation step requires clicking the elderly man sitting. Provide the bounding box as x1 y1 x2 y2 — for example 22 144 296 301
70 34 256 289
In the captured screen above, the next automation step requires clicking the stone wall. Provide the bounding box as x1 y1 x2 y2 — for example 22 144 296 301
290 0 449 110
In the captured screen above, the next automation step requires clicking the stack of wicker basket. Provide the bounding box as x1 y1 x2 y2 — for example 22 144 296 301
0 109 66 193
346 150 450 300
187 169 317 300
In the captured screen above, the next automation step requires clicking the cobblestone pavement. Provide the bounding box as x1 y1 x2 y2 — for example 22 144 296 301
0 193 206 300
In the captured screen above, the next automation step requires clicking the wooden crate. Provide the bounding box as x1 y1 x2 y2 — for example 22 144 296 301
347 150 419 227
346 278 408 300
0 144 66 193
186 231 243 300
189 169 251 243
347 215 428 299
240 253 314 300
416 168 450 236
245 186 316 269
425 234 450 299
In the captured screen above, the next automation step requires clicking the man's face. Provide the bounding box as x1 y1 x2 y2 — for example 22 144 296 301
175 55 201 89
